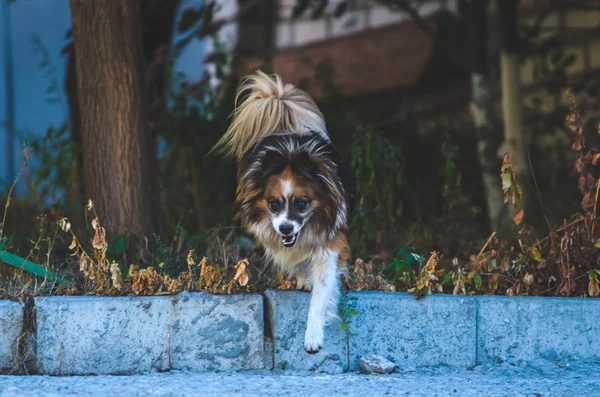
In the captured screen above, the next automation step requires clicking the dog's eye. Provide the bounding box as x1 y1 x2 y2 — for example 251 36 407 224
268 200 282 212
294 199 309 211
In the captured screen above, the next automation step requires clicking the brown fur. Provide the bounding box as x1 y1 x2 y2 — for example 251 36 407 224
328 233 351 270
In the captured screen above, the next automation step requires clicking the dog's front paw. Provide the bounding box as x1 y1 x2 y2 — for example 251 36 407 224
304 328 323 354
304 340 322 354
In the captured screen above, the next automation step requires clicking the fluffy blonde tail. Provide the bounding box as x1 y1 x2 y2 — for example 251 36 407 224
213 70 328 160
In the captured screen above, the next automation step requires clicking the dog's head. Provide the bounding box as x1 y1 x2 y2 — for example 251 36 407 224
237 134 351 248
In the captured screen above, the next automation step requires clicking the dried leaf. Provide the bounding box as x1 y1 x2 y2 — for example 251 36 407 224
578 175 586 194
572 135 584 151
513 209 524 225
110 261 123 290
92 227 107 251
582 191 595 212
91 218 99 231
79 255 89 276
234 258 249 287
275 272 295 290
199 257 208 276
88 262 96 280
574 157 585 173
68 236 77 250
187 249 195 267
353 258 373 277
453 278 465 295
87 199 93 211
500 153 522 208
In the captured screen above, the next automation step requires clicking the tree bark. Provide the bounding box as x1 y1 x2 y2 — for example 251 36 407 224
69 0 154 238
466 0 509 233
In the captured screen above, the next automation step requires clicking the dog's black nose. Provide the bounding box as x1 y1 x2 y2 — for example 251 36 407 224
279 224 294 235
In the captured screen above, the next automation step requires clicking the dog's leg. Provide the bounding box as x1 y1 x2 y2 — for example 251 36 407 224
304 250 339 354
295 263 312 292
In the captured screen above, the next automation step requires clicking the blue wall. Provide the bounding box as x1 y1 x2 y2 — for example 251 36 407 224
0 0 209 189
0 0 71 187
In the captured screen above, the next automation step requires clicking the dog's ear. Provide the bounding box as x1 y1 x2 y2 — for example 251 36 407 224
262 150 286 176
292 151 320 177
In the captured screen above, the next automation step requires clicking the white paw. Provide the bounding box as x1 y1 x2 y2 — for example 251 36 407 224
304 327 323 354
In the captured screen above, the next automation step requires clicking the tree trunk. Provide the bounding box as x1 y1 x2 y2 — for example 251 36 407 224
69 0 154 238
466 0 509 233
497 0 534 225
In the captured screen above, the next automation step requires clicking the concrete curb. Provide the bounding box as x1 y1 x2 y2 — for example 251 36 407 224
1 290 600 374
34 292 264 375
0 300 22 372
477 296 600 364
264 290 348 373
347 291 477 370
265 291 600 371
264 291 476 371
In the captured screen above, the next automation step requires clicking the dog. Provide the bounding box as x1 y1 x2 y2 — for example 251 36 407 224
214 70 355 353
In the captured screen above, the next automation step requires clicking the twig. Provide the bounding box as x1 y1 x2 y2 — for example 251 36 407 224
591 179 600 237
0 149 29 242
528 150 555 247
535 272 588 296
477 232 497 258
538 214 584 245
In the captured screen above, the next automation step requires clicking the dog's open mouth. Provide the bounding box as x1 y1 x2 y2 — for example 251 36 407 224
281 233 299 248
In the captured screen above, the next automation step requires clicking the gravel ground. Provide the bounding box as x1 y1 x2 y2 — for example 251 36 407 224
1 361 598 397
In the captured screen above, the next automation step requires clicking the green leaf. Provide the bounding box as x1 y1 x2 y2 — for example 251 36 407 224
594 238 600 248
529 249 542 262
441 273 453 285
473 274 482 290
349 309 358 316
113 235 126 256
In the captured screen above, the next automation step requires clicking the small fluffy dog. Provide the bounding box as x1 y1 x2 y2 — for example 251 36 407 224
215 70 354 353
